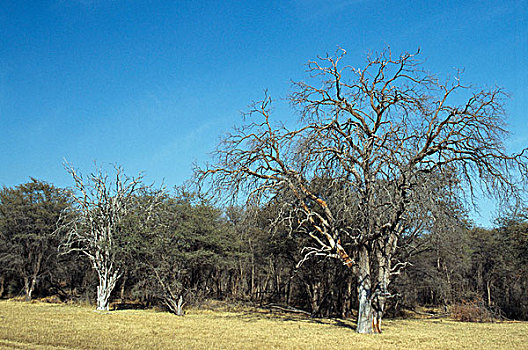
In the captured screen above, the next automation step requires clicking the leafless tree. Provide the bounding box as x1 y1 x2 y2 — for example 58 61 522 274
60 163 156 311
197 48 527 333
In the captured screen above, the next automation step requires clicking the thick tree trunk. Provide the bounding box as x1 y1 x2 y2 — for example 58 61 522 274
356 246 376 334
96 269 120 311
357 278 373 333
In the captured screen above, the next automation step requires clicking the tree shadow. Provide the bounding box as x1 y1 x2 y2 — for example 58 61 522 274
220 308 357 330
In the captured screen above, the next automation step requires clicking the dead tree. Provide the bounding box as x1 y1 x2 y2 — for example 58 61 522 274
61 163 148 311
197 48 527 333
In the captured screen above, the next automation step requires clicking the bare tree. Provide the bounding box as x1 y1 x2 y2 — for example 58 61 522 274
60 163 153 311
197 48 527 333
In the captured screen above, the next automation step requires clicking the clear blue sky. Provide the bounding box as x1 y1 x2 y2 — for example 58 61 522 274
1 0 526 227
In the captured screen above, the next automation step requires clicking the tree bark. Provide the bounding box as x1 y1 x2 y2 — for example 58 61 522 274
372 240 393 334
356 245 376 334
96 269 120 311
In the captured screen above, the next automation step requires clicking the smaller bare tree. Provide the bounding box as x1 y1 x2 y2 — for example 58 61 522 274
60 163 154 311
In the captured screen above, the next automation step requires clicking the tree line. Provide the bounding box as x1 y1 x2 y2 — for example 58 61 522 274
1 176 527 320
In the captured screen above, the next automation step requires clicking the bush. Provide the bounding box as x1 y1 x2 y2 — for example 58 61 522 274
450 298 501 322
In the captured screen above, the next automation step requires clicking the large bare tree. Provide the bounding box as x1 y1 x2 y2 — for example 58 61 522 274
61 163 155 311
198 48 527 333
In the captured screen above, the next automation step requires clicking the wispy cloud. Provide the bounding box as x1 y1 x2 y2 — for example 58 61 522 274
148 118 224 170
291 0 367 21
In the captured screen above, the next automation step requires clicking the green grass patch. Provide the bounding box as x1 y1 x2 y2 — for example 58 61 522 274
0 300 526 349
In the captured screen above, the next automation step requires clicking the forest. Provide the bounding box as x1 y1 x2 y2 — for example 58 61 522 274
1 49 527 335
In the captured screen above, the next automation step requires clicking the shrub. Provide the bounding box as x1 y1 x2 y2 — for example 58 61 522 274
450 298 501 322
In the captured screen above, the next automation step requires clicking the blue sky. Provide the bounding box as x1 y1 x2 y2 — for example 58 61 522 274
1 0 526 226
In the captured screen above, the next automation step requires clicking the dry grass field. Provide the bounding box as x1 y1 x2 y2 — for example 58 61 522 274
0 300 527 349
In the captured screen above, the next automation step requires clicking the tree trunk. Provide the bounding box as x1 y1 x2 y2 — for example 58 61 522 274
0 275 4 298
341 275 353 319
357 277 373 334
286 278 292 306
119 268 128 303
306 281 321 317
372 243 393 334
250 262 255 299
24 252 43 302
23 276 37 301
356 245 375 334
486 280 492 307
250 240 256 299
175 295 184 316
165 295 185 316
96 285 111 311
96 269 120 311
23 277 30 301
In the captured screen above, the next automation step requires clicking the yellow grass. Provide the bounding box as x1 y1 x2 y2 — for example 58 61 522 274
0 300 527 349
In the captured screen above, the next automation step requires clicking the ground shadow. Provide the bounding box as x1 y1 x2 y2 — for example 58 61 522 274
212 308 358 330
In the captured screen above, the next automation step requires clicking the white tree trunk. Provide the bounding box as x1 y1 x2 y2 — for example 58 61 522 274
357 282 374 333
356 246 375 334
165 295 185 316
175 295 184 316
96 268 120 311
23 277 34 302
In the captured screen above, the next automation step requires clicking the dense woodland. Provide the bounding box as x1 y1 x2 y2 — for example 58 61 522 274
0 177 527 321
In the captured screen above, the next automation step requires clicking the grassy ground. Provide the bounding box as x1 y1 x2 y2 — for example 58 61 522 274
0 300 527 349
